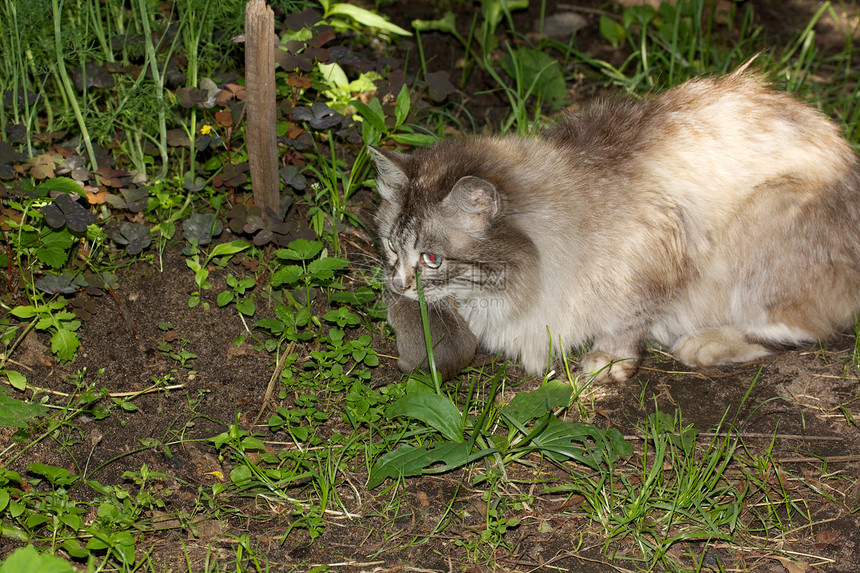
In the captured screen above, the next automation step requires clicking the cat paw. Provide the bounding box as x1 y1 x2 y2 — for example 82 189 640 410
579 351 640 383
672 327 771 367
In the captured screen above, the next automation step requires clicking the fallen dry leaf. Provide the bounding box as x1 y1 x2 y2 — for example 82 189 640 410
776 556 809 573
814 528 839 548
85 186 109 204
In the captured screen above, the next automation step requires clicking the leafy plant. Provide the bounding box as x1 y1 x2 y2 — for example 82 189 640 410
368 377 631 488
368 273 631 488
0 545 77 573
9 299 81 363
185 239 250 308
269 238 348 307
218 274 257 317
319 0 411 37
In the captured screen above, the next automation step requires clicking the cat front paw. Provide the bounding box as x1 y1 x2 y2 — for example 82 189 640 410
672 327 770 367
578 351 640 383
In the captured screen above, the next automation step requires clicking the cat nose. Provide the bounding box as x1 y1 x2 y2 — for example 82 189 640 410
390 274 407 293
390 267 411 293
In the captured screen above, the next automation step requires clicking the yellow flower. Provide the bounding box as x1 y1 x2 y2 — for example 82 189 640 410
200 124 212 135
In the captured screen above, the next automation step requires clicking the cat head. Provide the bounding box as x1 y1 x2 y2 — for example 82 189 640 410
371 144 514 304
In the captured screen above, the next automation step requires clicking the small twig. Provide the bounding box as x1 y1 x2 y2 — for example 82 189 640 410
307 563 386 570
1 380 186 399
0 357 34 372
777 454 860 463
338 235 376 258
813 373 860 381
252 341 294 427
106 384 186 398
699 432 844 441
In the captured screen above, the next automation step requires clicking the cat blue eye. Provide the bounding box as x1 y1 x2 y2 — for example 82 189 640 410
422 252 442 269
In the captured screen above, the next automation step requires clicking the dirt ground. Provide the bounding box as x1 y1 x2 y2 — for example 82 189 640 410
3 0 860 571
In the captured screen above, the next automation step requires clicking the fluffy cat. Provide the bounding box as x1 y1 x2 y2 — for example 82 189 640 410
373 66 860 382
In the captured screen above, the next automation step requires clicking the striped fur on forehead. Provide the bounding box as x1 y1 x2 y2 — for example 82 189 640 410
397 138 513 208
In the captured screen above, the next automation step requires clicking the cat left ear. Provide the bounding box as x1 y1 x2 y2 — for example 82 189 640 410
443 176 499 231
369 146 410 202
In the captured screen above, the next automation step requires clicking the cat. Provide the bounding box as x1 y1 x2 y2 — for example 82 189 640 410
373 64 860 383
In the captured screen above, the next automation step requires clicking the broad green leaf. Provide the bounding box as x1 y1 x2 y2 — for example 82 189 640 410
387 392 463 442
367 444 427 488
623 3 657 29
253 318 285 334
367 441 493 488
422 441 491 474
236 298 255 316
3 370 26 391
361 120 381 146
295 306 311 327
229 464 253 486
0 389 47 428
59 513 82 531
330 286 376 305
350 99 387 133
480 0 528 33
411 12 458 35
240 436 266 451
281 238 323 261
599 15 626 49
394 84 411 126
318 62 349 89
110 531 136 564
0 545 77 573
324 307 359 327
28 463 77 486
271 265 303 287
25 514 49 529
35 230 75 269
60 539 89 559
501 48 568 110
529 417 633 468
308 257 349 279
33 176 83 195
500 379 572 425
391 133 438 147
209 239 249 259
8 305 38 319
328 3 411 35
51 325 81 363
217 291 234 306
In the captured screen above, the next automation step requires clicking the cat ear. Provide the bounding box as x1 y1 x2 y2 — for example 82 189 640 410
370 146 411 202
443 176 499 231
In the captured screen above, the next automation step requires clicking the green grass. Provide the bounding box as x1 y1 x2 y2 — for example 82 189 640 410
1 0 859 571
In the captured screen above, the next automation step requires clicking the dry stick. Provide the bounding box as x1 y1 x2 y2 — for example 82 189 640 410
252 341 295 428
0 380 185 399
777 454 860 463
245 0 280 221
2 358 33 372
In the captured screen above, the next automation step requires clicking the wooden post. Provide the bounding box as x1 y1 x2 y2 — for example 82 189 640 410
245 0 279 221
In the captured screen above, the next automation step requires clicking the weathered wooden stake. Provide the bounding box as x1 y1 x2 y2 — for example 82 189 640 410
245 0 279 221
